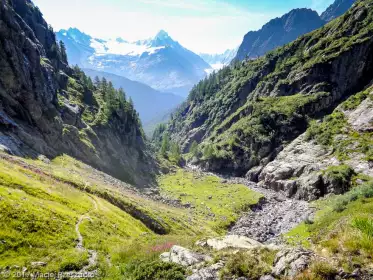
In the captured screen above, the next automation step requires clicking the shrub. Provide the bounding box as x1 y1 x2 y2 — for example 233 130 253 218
352 218 373 238
359 182 373 198
324 165 355 194
309 262 338 280
59 251 89 272
123 260 185 280
332 197 348 213
305 111 347 146
219 251 272 280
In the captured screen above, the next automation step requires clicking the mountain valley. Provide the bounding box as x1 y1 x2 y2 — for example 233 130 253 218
0 0 373 279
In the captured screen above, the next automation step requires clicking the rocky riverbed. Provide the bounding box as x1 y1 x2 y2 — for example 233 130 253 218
187 165 314 244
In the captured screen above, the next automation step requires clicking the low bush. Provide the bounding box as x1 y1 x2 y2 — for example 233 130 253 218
309 261 338 280
352 217 373 238
123 260 186 280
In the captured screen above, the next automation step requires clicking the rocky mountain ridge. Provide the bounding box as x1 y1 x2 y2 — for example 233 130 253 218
235 0 356 61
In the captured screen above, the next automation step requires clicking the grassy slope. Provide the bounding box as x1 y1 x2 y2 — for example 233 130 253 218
0 153 261 279
158 169 262 232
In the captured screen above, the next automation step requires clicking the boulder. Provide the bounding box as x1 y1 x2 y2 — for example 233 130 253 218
160 245 212 267
197 235 263 251
31 262 47 267
246 166 263 182
259 276 276 280
272 248 313 277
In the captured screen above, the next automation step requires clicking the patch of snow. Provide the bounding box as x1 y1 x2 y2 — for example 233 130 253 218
90 38 165 57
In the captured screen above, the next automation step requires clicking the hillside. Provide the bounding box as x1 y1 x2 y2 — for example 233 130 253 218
57 28 211 97
169 0 373 177
82 69 183 127
235 0 356 61
0 0 155 186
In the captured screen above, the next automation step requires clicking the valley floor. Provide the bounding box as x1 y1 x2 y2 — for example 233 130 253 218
0 153 262 279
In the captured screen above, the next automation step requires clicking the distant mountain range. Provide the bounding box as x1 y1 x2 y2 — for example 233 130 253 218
235 0 356 61
57 29 211 97
199 48 238 71
321 0 356 21
82 69 183 129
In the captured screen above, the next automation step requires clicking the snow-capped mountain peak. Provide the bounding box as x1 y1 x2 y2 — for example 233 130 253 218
57 28 211 97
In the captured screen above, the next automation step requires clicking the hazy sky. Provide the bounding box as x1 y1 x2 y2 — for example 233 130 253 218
32 0 334 53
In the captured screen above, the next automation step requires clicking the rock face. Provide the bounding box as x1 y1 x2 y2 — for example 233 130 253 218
160 246 212 267
346 93 373 132
258 134 339 200
0 0 155 187
257 89 373 199
235 9 324 61
272 248 313 277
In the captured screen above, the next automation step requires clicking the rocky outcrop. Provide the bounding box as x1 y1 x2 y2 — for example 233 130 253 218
160 246 212 267
257 89 373 200
0 0 155 187
257 134 339 200
272 248 314 277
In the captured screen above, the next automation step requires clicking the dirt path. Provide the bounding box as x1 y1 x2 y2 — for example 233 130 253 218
73 196 99 274
187 165 314 244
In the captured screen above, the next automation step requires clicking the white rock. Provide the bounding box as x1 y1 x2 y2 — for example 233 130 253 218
197 235 263 251
160 245 212 267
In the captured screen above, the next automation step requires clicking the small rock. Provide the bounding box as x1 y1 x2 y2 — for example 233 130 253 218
272 248 313 277
187 261 224 280
37 155 51 164
260 276 276 280
31 262 47 267
159 252 170 263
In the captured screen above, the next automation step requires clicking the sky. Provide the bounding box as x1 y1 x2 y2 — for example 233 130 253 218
32 0 335 54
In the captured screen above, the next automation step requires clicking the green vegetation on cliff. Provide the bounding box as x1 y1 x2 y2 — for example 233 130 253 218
168 0 373 175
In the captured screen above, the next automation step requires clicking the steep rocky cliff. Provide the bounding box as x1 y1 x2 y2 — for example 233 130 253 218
169 0 373 180
0 0 155 187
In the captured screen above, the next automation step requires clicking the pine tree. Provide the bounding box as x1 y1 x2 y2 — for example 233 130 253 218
59 40 68 64
160 133 170 156
203 145 214 159
170 142 181 163
94 76 101 87
190 141 199 157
